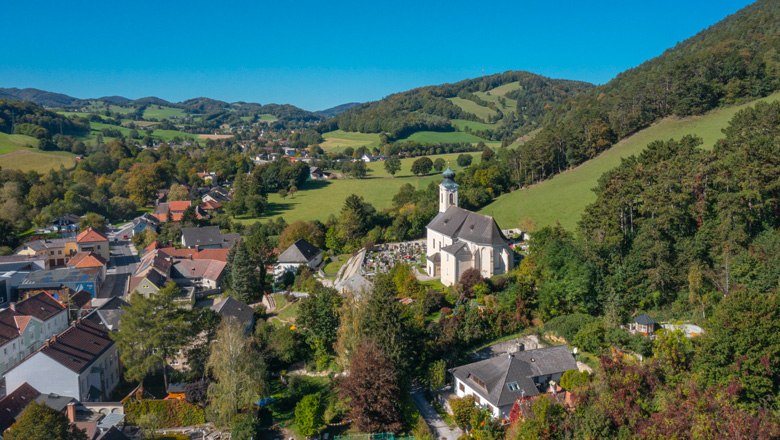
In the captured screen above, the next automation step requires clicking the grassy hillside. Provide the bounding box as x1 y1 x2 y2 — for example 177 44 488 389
448 97 497 121
235 152 480 223
320 130 382 152
143 105 187 120
481 91 780 231
0 132 39 153
0 148 76 172
398 130 490 144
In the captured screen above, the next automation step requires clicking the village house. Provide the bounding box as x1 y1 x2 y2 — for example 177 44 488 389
131 213 160 237
181 226 240 249
76 228 110 261
274 239 323 280
210 296 255 334
0 292 68 376
67 251 108 282
153 200 206 223
85 297 129 332
15 237 78 269
450 345 578 419
5 319 121 402
426 168 514 286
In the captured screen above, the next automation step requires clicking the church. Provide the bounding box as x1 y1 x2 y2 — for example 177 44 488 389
426 168 514 286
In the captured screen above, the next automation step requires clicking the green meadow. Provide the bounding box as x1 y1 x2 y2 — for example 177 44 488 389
142 105 188 120
448 97 496 121
481 91 780 231
235 152 481 224
320 130 382 152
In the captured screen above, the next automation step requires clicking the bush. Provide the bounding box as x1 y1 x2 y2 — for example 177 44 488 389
544 313 597 342
125 399 206 428
560 369 590 391
572 321 606 353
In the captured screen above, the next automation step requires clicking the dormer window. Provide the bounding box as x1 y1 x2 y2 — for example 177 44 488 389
507 382 521 392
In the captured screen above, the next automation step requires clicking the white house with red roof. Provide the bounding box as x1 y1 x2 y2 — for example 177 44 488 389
76 228 110 261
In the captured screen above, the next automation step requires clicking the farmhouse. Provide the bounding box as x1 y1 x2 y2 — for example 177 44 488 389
450 346 577 419
425 168 513 286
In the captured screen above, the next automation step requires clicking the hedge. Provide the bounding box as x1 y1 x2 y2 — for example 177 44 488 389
125 399 206 428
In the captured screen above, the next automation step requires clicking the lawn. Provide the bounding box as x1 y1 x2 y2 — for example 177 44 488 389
323 254 351 278
448 97 496 122
0 149 76 172
320 130 381 152
142 105 187 120
235 153 482 224
396 130 489 145
87 122 195 143
0 132 39 153
481 91 780 232
259 113 278 121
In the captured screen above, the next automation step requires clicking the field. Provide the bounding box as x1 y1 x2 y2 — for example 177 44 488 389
0 132 39 153
481 92 780 231
87 122 195 143
259 114 278 122
397 130 489 144
0 149 76 172
451 119 495 132
235 152 481 224
198 134 234 140
142 105 187 120
320 129 382 152
448 97 496 121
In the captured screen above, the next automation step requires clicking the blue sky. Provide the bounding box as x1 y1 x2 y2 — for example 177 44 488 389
1 0 755 110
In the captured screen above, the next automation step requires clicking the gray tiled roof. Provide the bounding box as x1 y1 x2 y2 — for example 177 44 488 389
181 226 240 248
451 346 576 408
427 206 508 246
211 296 254 328
277 239 322 264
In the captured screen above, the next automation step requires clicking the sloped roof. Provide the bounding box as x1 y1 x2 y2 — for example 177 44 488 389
36 319 114 373
277 239 322 264
0 308 23 346
18 237 74 252
0 382 40 432
85 297 128 331
181 226 240 248
427 206 508 247
14 292 65 321
211 296 254 327
634 314 657 326
67 251 107 269
158 247 229 262
172 259 226 281
440 241 472 259
76 227 108 243
450 346 577 408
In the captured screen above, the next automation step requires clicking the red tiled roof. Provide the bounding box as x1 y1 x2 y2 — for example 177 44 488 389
168 200 192 212
14 292 65 322
38 319 113 373
76 227 108 244
13 315 31 335
158 247 229 262
67 251 107 269
200 200 222 210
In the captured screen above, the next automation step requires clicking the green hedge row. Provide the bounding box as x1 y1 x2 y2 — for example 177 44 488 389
125 399 206 428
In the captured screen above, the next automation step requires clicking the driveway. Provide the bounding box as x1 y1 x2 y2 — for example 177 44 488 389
102 239 139 298
411 390 463 440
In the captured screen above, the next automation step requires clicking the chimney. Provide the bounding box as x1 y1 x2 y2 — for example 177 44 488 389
66 402 76 423
517 342 525 352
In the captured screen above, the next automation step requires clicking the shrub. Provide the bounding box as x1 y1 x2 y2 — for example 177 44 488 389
544 313 597 342
125 399 206 428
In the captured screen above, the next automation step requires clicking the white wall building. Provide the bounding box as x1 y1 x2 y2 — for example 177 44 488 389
426 168 513 286
5 319 120 402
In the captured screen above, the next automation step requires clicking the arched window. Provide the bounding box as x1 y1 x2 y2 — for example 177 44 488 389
449 193 454 204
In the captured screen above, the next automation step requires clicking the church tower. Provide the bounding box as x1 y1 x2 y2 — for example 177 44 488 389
439 167 459 212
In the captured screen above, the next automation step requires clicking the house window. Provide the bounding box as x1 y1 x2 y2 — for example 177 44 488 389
507 382 521 392
459 382 464 392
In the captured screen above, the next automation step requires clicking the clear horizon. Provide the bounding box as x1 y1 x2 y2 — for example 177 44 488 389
1 0 755 111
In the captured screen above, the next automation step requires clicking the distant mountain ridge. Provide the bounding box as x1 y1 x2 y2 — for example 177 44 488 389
0 87 319 121
317 102 361 118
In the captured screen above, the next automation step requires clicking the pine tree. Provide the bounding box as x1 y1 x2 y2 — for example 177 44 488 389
227 240 260 303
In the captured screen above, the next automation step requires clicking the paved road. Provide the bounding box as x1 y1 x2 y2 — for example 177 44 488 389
411 390 463 440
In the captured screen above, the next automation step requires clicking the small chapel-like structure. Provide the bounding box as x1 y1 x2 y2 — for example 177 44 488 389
425 168 513 286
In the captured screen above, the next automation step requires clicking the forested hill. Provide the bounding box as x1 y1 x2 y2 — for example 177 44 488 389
0 88 322 122
515 0 780 185
320 71 593 141
0 99 89 138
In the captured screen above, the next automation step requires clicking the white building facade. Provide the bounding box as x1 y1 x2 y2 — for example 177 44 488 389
426 168 513 286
